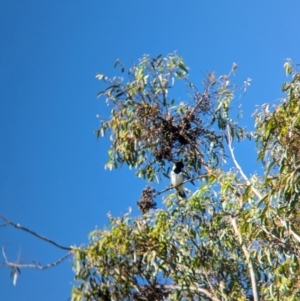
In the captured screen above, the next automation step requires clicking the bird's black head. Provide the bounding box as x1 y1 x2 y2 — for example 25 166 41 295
174 161 184 172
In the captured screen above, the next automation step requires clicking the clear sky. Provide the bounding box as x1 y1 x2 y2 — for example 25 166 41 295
1 1 300 300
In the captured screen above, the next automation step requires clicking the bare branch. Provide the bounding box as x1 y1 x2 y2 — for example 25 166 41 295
226 125 262 199
2 246 8 262
259 225 300 257
2 247 72 270
162 284 221 301
290 229 300 244
154 173 208 198
0 214 71 251
203 269 219 300
230 217 259 301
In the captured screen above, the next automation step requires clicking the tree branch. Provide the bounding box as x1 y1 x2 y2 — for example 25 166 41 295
226 125 262 199
2 247 72 270
162 284 221 301
153 174 207 198
203 269 219 300
0 214 72 251
226 126 260 300
230 217 259 301
290 228 300 244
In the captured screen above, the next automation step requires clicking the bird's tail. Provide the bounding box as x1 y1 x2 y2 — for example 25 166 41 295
176 188 186 199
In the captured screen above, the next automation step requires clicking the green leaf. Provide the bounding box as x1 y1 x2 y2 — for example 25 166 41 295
284 61 292 76
114 59 120 68
95 73 104 80
178 62 188 73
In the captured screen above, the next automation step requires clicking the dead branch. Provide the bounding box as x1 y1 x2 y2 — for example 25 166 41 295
2 247 72 270
0 214 71 251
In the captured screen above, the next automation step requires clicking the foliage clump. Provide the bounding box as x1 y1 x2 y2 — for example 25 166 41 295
137 186 157 214
96 53 241 182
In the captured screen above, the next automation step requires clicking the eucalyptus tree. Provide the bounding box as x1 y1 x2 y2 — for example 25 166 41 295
71 55 300 301
2 54 300 301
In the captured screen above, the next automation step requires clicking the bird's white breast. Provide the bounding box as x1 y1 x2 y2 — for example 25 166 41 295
171 172 184 186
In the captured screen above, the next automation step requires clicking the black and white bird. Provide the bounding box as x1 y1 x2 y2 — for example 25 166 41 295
171 162 187 198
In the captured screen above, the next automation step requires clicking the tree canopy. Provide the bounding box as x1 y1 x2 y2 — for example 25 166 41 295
3 54 300 301
70 55 300 301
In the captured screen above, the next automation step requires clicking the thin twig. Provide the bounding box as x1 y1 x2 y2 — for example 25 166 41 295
226 125 262 199
162 284 221 301
153 174 208 198
2 247 8 262
0 214 71 251
290 229 300 244
2 247 72 270
203 269 219 300
225 126 260 301
259 225 300 257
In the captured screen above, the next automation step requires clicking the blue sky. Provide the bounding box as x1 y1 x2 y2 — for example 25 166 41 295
1 1 300 300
